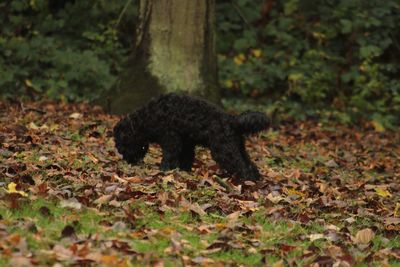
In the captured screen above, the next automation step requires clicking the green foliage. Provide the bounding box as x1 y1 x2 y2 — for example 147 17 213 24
0 0 136 101
1 0 399 124
217 0 400 125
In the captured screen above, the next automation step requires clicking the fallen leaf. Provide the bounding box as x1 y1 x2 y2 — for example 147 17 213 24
272 260 284 267
375 187 392 198
52 244 74 260
28 122 39 130
324 159 338 168
60 198 82 210
9 256 32 267
354 228 375 245
266 192 284 204
371 120 385 132
394 202 400 217
6 182 28 197
125 176 142 183
284 187 305 198
101 255 118 265
326 245 343 258
192 256 214 264
39 156 48 161
189 203 206 216
308 233 325 241
94 194 113 205
384 217 400 225
69 112 83 119
87 153 99 164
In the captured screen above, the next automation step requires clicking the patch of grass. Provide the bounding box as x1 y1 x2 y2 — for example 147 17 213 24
212 250 263 265
131 238 171 254
0 198 104 250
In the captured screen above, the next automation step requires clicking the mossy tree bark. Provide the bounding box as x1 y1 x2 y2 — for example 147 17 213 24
105 0 220 114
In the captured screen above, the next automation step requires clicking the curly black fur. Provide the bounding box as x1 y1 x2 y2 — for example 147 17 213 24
113 93 269 181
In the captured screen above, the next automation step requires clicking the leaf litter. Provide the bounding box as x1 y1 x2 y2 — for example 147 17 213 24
0 100 399 266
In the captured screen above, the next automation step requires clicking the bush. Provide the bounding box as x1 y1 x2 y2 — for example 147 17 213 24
0 0 136 101
217 0 400 125
1 0 399 125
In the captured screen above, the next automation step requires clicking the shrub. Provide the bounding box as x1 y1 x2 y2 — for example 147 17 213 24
0 0 136 101
217 0 400 125
1 0 399 125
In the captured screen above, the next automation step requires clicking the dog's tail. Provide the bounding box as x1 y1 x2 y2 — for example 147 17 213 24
234 111 269 135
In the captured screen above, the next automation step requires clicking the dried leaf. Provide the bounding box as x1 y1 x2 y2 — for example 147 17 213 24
189 203 206 216
28 122 39 130
324 159 338 168
69 112 83 119
272 260 284 267
371 120 385 132
308 233 325 241
227 211 241 221
191 256 214 264
266 192 284 204
38 156 48 161
395 203 400 217
354 228 375 245
94 194 113 205
60 198 82 210
9 256 32 267
6 182 28 197
375 187 392 198
100 255 118 265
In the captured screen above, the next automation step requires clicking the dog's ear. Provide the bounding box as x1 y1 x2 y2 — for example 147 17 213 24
113 118 132 148
113 118 124 134
114 118 131 136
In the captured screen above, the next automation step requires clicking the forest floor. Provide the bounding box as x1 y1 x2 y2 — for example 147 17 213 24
0 100 399 266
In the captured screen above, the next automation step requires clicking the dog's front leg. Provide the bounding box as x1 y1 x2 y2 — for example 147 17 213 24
159 132 182 171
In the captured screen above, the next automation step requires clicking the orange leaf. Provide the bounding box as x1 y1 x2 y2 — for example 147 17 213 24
101 255 118 265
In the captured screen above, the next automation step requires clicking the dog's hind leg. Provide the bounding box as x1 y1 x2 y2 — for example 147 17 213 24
209 125 260 181
237 138 261 180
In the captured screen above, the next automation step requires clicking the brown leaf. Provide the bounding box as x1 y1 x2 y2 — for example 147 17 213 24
180 197 206 216
125 176 143 183
60 198 82 210
192 256 214 264
9 256 32 267
94 194 113 205
100 255 118 265
354 228 375 245
69 112 83 119
308 233 325 242
384 217 400 225
325 245 343 258
272 260 284 267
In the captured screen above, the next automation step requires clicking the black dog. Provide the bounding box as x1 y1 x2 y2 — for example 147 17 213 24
113 93 268 181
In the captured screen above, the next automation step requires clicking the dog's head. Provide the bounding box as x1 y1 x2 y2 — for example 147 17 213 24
113 116 149 165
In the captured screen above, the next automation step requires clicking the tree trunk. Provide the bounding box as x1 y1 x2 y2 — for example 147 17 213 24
104 0 220 114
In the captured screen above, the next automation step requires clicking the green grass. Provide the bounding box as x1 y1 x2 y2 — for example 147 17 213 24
1 191 399 266
0 198 103 242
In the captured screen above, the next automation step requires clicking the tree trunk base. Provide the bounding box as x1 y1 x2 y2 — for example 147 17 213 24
97 56 163 115
96 0 220 115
